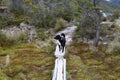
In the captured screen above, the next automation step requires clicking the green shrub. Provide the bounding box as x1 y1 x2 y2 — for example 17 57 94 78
46 39 56 53
7 18 23 26
0 31 16 47
54 18 68 32
112 10 120 19
0 31 28 47
0 72 10 80
0 13 8 28
109 10 120 21
17 33 28 43
41 39 56 53
0 51 8 56
37 28 48 41
107 34 120 54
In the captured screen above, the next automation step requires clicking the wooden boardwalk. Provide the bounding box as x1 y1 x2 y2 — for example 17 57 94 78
52 44 66 80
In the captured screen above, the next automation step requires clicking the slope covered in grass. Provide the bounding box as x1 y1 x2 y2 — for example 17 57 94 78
67 42 120 80
0 42 120 80
0 43 55 80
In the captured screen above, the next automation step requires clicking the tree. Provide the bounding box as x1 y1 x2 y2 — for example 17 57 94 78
10 0 25 13
93 0 102 48
75 0 97 40
0 0 3 5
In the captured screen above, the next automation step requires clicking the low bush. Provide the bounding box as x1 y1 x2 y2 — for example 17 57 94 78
107 34 120 54
0 31 16 47
54 18 68 32
0 31 29 47
0 72 10 80
37 28 48 41
17 33 28 43
0 51 8 56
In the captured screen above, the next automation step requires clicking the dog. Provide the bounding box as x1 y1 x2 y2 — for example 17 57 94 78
54 33 66 52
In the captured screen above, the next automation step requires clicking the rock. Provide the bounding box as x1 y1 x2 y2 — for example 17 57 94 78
20 23 28 28
5 55 10 67
115 19 120 27
1 23 37 41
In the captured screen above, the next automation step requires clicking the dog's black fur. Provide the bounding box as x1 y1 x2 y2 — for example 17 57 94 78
54 33 66 52
60 33 66 52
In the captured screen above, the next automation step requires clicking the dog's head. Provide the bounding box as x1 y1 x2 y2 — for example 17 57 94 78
54 35 61 40
54 35 61 45
54 33 66 44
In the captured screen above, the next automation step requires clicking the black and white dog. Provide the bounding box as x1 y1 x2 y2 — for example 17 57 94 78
54 33 66 52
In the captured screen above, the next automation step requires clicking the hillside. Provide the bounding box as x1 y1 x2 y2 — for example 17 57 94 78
0 0 120 80
110 0 120 7
98 0 120 12
0 41 120 80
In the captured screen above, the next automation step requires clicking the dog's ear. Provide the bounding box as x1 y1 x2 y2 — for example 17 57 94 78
61 33 65 37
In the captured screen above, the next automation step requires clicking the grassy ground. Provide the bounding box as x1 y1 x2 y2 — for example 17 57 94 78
0 42 120 80
0 43 55 80
67 42 120 80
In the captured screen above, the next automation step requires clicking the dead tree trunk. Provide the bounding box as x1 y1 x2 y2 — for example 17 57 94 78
93 0 102 48
94 11 102 47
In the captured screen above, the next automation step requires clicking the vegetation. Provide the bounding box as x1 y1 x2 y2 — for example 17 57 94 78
0 31 28 48
67 42 120 80
111 10 120 21
0 31 16 47
0 0 120 80
98 0 120 12
54 18 68 32
0 42 120 79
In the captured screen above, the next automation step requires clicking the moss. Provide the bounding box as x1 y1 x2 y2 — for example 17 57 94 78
76 72 85 79
0 51 8 56
0 41 120 79
66 42 120 79
3 65 25 77
13 72 26 80
86 59 102 66
0 42 55 79
0 71 10 80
